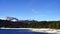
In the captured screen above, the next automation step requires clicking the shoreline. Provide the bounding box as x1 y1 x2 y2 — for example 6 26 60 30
0 28 60 34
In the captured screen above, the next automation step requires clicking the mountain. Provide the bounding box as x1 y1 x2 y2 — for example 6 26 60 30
0 16 38 23
0 16 18 22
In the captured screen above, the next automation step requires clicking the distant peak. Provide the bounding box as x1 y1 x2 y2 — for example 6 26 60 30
0 16 18 21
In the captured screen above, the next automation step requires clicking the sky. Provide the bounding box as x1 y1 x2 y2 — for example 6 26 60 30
0 0 60 21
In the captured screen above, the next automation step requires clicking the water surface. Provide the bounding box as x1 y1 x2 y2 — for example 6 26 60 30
0 29 48 34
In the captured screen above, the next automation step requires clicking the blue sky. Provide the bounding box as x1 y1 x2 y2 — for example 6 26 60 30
0 0 60 21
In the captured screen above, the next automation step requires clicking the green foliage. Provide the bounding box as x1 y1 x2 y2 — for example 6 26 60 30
0 20 60 29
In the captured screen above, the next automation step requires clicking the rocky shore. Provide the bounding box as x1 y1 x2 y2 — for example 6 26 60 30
29 28 60 34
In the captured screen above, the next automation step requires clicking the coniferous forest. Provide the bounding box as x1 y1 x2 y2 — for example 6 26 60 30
0 19 60 29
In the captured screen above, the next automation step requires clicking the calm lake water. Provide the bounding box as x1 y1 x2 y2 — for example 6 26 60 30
0 29 48 34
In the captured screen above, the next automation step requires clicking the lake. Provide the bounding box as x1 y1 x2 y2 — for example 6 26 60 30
0 29 48 34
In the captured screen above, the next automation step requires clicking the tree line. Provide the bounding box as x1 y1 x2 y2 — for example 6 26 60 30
0 19 60 29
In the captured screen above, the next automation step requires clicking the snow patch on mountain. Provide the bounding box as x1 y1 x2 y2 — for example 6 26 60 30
0 16 18 22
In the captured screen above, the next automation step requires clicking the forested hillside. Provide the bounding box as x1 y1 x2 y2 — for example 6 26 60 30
0 19 60 29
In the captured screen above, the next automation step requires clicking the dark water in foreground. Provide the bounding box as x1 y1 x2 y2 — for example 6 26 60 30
0 29 48 34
